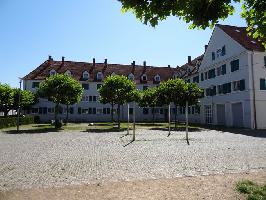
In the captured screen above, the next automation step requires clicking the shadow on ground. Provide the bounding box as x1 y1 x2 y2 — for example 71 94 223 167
83 127 128 133
3 128 59 134
150 127 203 132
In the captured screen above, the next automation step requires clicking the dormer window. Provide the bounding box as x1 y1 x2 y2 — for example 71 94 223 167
187 68 191 73
83 71 89 80
154 74 160 82
64 70 71 76
141 74 147 81
97 72 103 80
50 69 56 76
128 73 134 81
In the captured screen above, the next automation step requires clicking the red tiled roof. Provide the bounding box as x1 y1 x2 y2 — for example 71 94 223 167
179 55 204 78
217 24 265 52
23 59 178 84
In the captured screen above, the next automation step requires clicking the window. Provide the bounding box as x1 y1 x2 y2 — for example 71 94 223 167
141 74 147 81
32 82 39 88
231 59 239 72
233 79 245 91
260 78 266 90
143 85 148 90
201 73 204 81
217 66 222 76
222 82 231 94
186 79 191 83
221 45 226 56
204 72 208 80
89 96 92 102
222 64 226 75
216 49 222 58
264 56 266 68
97 72 103 80
212 52 215 60
193 76 199 83
93 96 97 102
97 84 102 90
50 69 56 76
83 71 89 80
48 107 54 113
88 107 96 114
82 109 88 114
128 73 134 81
206 86 216 96
31 108 38 114
160 108 164 115
82 83 89 90
97 108 103 114
154 75 160 82
69 107 74 114
143 108 149 115
78 107 81 114
64 70 71 76
103 108 110 114
208 69 216 79
129 108 133 115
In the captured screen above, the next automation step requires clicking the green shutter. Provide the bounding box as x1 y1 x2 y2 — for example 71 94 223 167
222 64 226 75
240 79 245 91
260 79 266 90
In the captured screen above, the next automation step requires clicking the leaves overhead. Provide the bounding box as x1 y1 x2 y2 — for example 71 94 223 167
118 0 266 47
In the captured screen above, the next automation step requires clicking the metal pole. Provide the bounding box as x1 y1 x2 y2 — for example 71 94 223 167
133 102 136 141
168 104 171 136
17 79 22 132
127 103 129 135
185 101 189 145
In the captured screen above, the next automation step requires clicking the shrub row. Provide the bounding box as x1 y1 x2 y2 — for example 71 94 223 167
0 116 35 129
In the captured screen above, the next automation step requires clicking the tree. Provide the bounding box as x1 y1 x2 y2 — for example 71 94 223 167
179 82 203 145
118 0 266 47
37 74 83 128
13 89 36 112
157 79 187 136
138 87 160 124
0 83 14 117
98 75 137 129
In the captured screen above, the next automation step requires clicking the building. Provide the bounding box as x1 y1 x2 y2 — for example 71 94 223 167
180 24 266 129
22 24 266 129
23 58 180 122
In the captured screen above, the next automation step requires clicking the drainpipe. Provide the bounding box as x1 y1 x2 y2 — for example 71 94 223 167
251 51 257 129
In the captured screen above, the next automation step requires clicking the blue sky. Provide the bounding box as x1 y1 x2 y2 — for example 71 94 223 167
0 0 246 87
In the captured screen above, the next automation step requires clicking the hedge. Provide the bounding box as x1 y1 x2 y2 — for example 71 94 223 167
0 116 35 129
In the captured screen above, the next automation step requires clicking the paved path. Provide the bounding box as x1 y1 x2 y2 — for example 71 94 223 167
0 129 265 191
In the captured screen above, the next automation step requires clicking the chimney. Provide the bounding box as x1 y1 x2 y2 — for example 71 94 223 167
168 65 171 68
104 59 107 66
143 61 146 67
48 55 53 65
62 56 65 64
188 56 192 64
131 61 136 73
93 58 95 67
176 65 179 68
205 45 208 52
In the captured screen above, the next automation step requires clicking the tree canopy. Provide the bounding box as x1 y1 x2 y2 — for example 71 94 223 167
98 75 137 128
37 74 83 127
118 0 266 46
0 83 36 117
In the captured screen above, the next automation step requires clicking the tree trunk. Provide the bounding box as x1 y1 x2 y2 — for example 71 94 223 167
127 103 129 135
111 103 114 125
66 104 69 125
167 104 171 137
175 104 178 130
152 107 155 124
4 109 9 117
117 104 121 130
54 103 59 129
132 102 136 141
185 101 190 145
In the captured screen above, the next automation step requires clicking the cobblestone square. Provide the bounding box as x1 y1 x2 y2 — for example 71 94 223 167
0 129 265 191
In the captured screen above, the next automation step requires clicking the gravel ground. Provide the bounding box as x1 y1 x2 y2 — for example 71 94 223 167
0 129 265 191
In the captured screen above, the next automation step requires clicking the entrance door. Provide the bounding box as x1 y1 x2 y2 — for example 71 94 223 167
232 102 243 127
216 104 226 125
204 105 212 124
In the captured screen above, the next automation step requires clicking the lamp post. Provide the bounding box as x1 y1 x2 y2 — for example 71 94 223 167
17 78 22 132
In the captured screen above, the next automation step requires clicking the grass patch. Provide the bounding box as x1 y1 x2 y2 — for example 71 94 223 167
236 180 266 200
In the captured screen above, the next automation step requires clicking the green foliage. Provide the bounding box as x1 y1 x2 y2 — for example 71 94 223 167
37 74 83 105
138 87 159 108
118 0 266 47
37 74 83 128
157 79 186 106
98 75 137 105
236 180 266 200
0 83 14 116
0 116 35 129
180 82 203 106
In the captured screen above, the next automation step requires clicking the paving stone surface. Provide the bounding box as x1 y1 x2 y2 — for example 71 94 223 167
0 129 265 191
